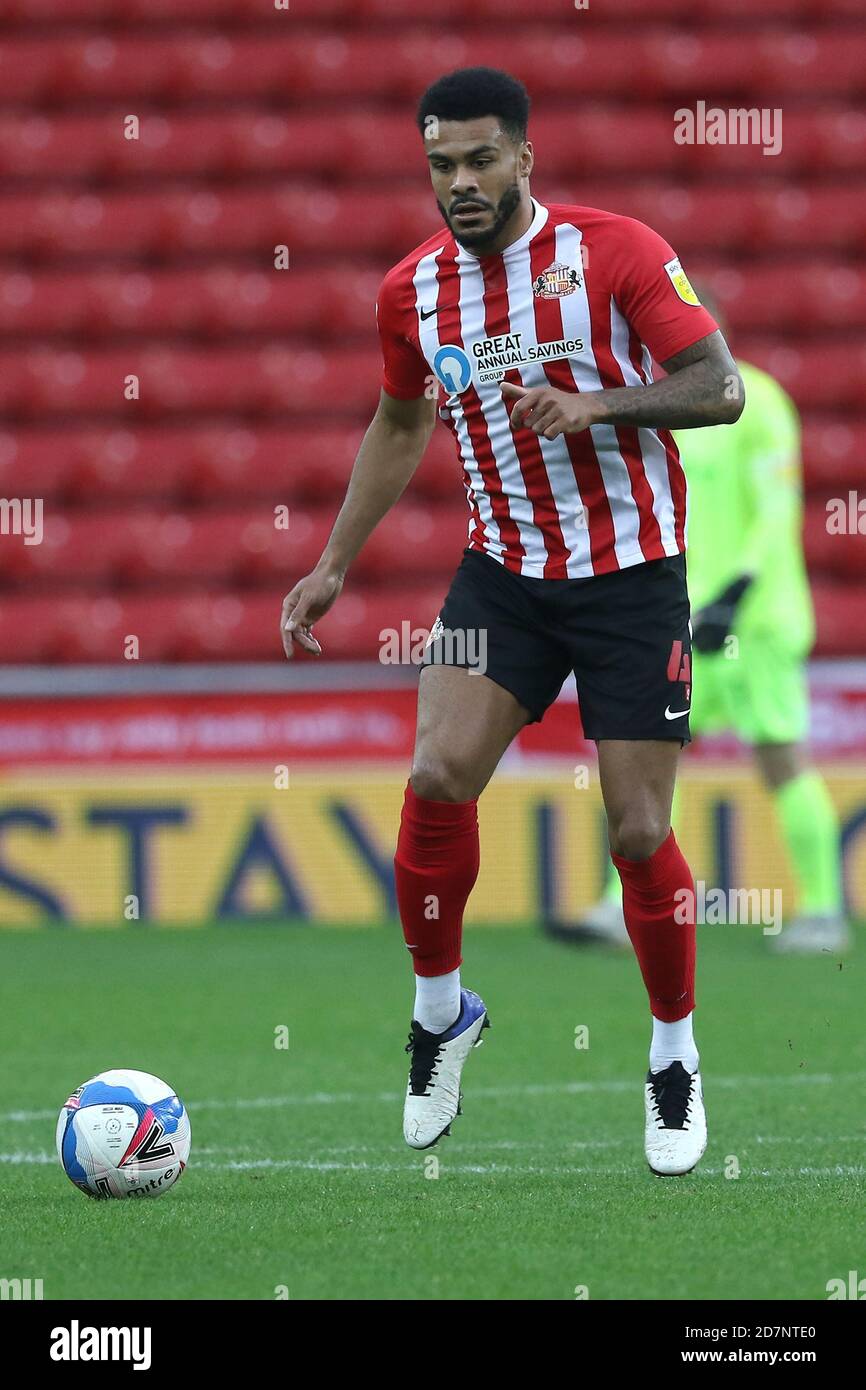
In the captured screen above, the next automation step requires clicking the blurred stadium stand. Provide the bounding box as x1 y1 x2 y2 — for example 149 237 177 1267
1 0 865 663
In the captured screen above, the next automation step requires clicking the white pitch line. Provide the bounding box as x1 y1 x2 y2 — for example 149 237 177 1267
4 1070 863 1126
202 1158 866 1179
752 1133 866 1146
4 1151 864 1180
202 1132 866 1157
0 1151 56 1165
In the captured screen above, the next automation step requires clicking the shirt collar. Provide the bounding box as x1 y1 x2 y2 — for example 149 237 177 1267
457 198 549 261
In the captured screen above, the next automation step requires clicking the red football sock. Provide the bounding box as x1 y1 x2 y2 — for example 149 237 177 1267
394 782 480 977
611 829 696 1023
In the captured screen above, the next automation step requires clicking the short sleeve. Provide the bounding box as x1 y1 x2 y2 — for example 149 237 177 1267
608 217 718 364
376 270 430 401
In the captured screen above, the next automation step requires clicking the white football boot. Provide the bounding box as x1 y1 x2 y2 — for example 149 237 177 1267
403 988 489 1150
770 913 851 956
543 898 630 947
572 897 629 946
644 1061 707 1176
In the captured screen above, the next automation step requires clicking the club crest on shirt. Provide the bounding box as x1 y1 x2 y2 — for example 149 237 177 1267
532 261 582 299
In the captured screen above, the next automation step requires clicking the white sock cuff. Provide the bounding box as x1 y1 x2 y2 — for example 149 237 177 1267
414 968 462 1035
650 1011 699 1073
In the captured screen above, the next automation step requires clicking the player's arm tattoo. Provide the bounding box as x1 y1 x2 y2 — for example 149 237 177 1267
592 330 745 430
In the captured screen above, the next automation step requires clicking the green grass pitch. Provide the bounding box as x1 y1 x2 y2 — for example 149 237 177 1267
1 920 862 1300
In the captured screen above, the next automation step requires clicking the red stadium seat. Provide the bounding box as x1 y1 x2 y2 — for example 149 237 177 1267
0 595 61 662
353 504 469 582
312 583 451 661
774 110 866 173
735 340 866 410
23 104 866 184
0 0 863 668
690 264 866 333
750 187 866 253
0 267 381 339
117 511 245 586
186 426 359 503
69 429 195 502
803 500 864 579
4 0 864 32
802 418 866 492
0 594 182 663
0 511 130 588
0 192 168 261
5 581 457 667
0 429 80 501
231 508 335 584
0 347 382 419
533 111 680 177
2 185 865 264
0 271 87 336
813 583 866 657
64 593 190 663
172 591 281 661
0 40 59 101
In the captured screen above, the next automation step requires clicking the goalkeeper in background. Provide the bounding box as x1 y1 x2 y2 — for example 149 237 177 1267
566 291 848 955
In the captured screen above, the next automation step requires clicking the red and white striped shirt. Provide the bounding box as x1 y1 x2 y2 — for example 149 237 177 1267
376 199 717 579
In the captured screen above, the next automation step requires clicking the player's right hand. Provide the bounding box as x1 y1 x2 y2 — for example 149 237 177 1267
280 568 344 660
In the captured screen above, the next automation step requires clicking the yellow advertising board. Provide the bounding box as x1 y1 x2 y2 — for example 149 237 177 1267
0 765 864 926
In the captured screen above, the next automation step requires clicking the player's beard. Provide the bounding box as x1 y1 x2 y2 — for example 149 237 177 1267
438 183 523 253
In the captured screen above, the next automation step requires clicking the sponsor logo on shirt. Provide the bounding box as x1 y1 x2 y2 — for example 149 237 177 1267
663 256 701 306
431 333 585 392
472 332 585 385
432 344 473 394
532 260 582 298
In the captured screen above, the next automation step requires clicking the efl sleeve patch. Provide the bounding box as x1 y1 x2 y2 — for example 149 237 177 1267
663 257 701 306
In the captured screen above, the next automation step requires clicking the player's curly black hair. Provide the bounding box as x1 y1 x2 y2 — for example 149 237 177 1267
416 67 531 144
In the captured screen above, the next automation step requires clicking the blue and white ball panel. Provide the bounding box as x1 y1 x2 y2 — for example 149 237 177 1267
74 1068 180 1108
56 1069 191 1199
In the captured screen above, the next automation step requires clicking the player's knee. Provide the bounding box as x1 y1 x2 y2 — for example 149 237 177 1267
410 758 477 804
608 812 670 863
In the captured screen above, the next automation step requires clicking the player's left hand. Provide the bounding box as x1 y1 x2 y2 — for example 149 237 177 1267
501 382 602 438
691 574 753 654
